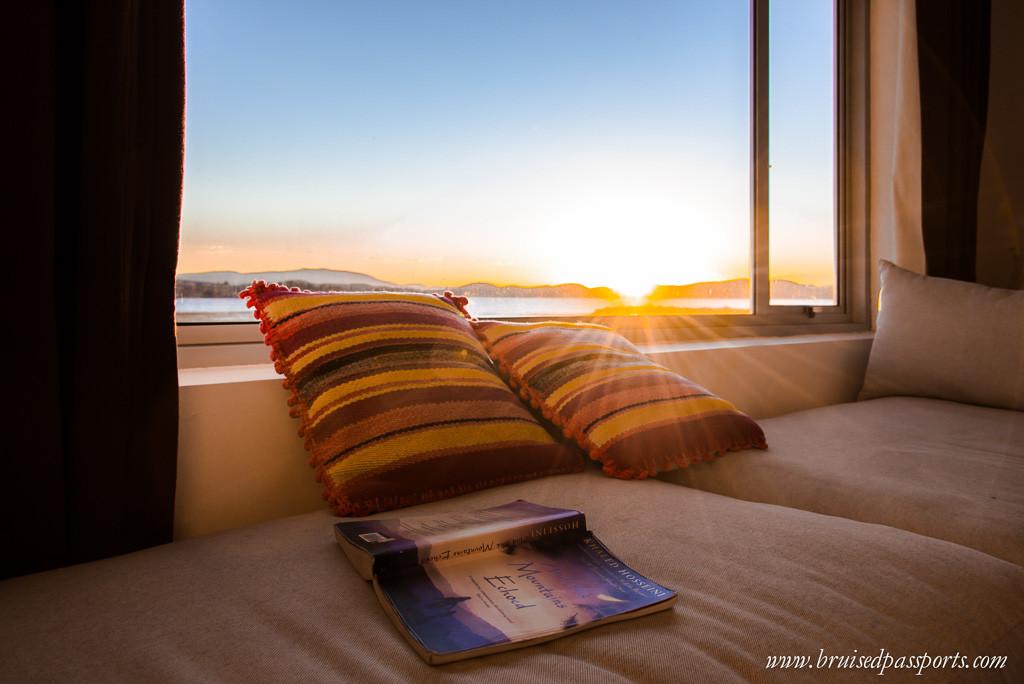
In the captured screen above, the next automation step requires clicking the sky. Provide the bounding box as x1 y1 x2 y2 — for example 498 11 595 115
179 0 834 295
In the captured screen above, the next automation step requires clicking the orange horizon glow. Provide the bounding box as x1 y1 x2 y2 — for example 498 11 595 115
175 240 835 294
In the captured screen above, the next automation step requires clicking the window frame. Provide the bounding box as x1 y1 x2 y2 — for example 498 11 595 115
176 0 869 366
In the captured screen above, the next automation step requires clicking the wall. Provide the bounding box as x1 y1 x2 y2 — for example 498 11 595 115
175 333 873 540
645 333 873 420
176 366 324 541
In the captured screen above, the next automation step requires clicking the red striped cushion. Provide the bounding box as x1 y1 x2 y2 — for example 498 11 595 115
240 283 583 515
473 320 767 479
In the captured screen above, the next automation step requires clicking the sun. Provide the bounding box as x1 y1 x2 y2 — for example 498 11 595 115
527 161 752 300
611 275 657 301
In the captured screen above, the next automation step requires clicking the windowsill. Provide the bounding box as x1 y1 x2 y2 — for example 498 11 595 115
176 310 873 370
178 331 874 387
178 363 283 387
637 330 874 355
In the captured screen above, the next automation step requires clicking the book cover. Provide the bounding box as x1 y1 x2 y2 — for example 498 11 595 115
334 500 676 664
334 500 586 580
372 532 676 664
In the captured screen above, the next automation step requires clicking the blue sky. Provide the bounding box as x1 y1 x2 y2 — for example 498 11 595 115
180 0 833 293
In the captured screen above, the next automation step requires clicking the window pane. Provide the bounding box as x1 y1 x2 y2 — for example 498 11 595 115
768 0 836 305
177 0 751 322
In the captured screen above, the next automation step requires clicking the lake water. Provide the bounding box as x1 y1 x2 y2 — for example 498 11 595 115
175 297 617 323
174 296 823 323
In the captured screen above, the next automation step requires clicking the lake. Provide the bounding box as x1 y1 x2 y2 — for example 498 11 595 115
173 296 823 323
174 297 621 323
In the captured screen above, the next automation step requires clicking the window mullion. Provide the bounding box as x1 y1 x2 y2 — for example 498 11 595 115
751 0 770 314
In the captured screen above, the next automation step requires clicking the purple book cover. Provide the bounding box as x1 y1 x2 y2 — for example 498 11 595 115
374 533 675 662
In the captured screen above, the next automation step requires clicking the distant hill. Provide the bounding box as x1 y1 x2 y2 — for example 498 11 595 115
175 269 615 300
769 279 834 300
446 282 618 300
178 269 404 289
174 269 424 299
649 280 749 299
648 279 833 301
175 269 832 301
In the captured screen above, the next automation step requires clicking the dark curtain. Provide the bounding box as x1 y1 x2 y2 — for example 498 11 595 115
4 1 184 580
916 0 991 281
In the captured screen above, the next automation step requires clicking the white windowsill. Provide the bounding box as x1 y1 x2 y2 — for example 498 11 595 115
178 363 283 386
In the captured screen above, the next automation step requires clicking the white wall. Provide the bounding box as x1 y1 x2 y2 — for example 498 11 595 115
645 333 873 420
176 368 324 541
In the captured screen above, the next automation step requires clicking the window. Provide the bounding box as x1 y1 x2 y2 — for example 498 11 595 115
177 0 867 351
768 0 836 305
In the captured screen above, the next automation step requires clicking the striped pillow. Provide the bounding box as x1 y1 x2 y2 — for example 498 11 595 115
473 320 767 479
240 283 583 516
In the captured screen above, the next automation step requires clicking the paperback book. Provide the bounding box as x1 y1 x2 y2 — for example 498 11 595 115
334 500 677 664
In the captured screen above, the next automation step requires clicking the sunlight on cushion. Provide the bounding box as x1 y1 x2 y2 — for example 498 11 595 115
473 320 767 479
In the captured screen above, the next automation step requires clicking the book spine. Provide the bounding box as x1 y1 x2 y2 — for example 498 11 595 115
375 511 587 574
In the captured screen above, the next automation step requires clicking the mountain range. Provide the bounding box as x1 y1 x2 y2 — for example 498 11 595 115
175 269 832 301
178 269 404 289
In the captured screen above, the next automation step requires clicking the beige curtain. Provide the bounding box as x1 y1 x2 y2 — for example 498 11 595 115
869 0 925 322
977 0 1024 289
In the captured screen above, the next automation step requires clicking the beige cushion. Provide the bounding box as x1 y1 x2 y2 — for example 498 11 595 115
660 396 1024 566
2 470 1023 680
859 260 1024 410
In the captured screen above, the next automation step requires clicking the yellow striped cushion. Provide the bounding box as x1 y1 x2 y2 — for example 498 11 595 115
473 320 767 478
240 283 583 515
